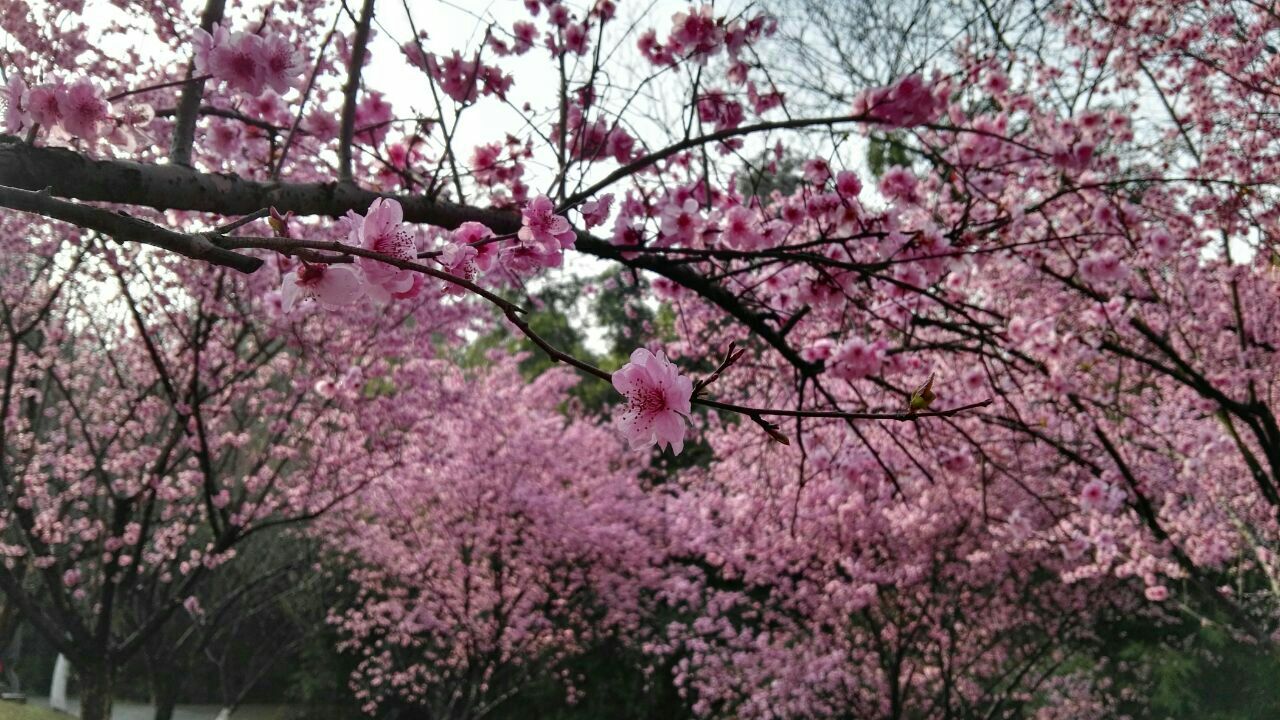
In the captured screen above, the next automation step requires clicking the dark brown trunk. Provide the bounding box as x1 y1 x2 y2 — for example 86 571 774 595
153 678 179 720
78 663 114 720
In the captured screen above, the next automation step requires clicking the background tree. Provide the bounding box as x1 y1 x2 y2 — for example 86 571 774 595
0 1 1278 718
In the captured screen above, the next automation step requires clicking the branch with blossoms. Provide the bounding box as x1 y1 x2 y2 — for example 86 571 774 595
0 171 995 453
213 198 993 451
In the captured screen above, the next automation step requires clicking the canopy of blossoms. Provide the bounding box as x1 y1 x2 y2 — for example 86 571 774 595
1 0 1278 718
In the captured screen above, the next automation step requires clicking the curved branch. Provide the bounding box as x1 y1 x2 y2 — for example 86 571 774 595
0 184 262 273
0 137 811 371
557 112 872 209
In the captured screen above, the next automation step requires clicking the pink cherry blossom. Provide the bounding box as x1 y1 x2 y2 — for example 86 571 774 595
56 79 110 141
427 51 479 103
852 73 942 129
659 198 705 245
612 348 693 454
801 337 837 363
518 195 575 254
828 336 885 380
1079 478 1110 512
193 24 301 98
720 205 762 250
501 242 565 273
835 170 862 197
1 74 28 133
207 118 242 156
257 32 303 94
511 21 536 53
26 82 64 128
563 22 590 55
280 263 363 311
879 166 919 202
104 101 154 151
304 108 340 141
1146 228 1177 257
668 4 724 61
206 30 268 95
452 221 499 272
580 194 613 228
183 595 204 617
1078 251 1129 285
354 92 393 145
247 89 286 123
437 242 478 295
802 157 831 185
192 22 228 75
696 91 745 131
349 198 420 303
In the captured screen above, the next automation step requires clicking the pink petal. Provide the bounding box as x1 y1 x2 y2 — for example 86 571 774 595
668 376 694 415
280 273 302 312
315 265 363 307
612 364 643 395
654 411 685 454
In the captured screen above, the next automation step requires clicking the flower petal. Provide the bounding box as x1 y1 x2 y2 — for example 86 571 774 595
316 265 363 308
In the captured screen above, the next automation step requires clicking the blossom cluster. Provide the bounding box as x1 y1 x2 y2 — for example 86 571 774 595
282 194 585 312
2 75 150 147
638 5 775 66
851 73 945 129
402 46 513 104
193 23 303 97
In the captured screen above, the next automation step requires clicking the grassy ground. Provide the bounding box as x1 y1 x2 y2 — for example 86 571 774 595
0 703 67 720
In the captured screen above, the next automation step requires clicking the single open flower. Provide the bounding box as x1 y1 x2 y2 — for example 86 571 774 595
350 198 420 302
518 195 575 254
612 348 693 454
281 263 362 312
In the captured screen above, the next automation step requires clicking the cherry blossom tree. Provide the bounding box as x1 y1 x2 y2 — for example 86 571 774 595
0 0 1278 717
321 357 660 718
0 210 473 718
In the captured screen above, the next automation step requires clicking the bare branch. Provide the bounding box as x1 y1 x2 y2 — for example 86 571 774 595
169 0 227 166
337 0 377 182
0 184 262 273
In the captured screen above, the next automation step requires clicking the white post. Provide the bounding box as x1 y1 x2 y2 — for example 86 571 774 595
213 707 233 720
49 654 68 712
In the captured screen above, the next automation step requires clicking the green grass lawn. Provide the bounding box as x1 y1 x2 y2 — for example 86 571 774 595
0 703 67 720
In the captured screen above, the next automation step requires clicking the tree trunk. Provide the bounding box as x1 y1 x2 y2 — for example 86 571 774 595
147 655 184 720
78 664 114 720
213 707 233 720
152 679 179 720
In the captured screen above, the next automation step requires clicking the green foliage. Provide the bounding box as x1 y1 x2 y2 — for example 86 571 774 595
0 703 70 720
737 152 803 199
866 133 911 178
1095 608 1280 719
488 639 692 720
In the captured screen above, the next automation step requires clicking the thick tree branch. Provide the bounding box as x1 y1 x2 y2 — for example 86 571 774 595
0 184 262 273
0 137 811 370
